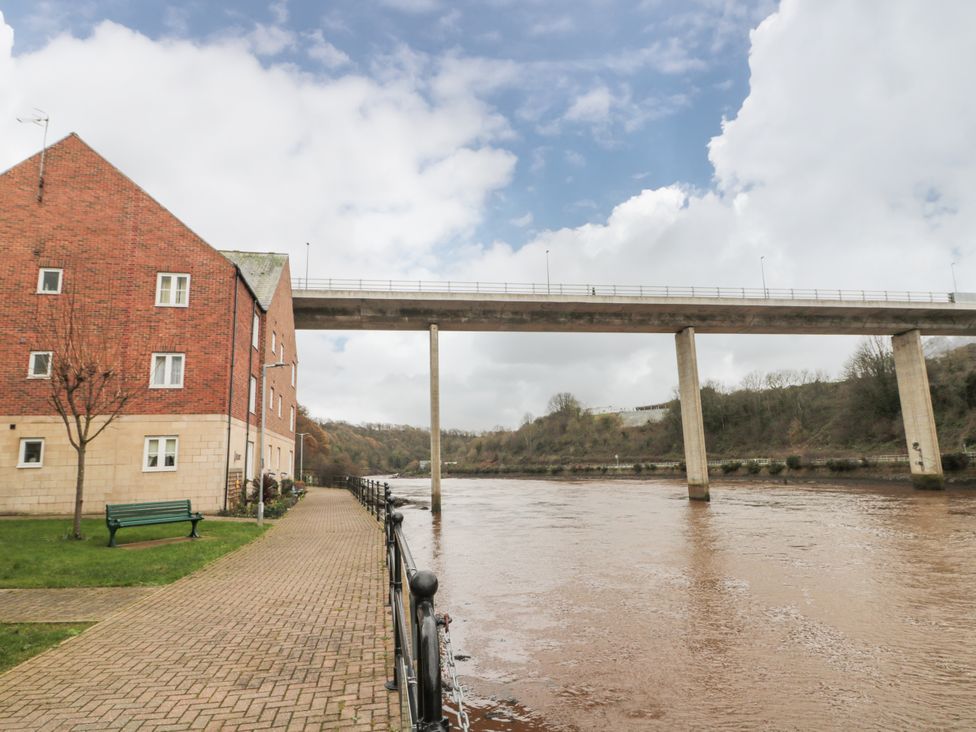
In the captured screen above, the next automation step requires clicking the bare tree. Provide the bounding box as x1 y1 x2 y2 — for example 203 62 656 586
48 303 134 540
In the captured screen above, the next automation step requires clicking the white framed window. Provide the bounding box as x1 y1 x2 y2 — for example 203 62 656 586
144 436 178 471
37 268 62 294
252 312 259 349
249 376 257 413
277 395 282 417
270 386 275 411
271 331 277 354
290 406 295 431
155 273 190 307
291 362 296 388
28 351 53 379
150 353 184 388
281 343 285 363
18 438 44 468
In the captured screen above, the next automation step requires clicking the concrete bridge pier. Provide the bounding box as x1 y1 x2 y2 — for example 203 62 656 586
429 324 442 513
675 327 710 501
892 329 944 489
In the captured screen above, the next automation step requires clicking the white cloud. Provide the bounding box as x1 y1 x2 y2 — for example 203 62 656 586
378 0 441 13
246 22 295 56
0 16 514 280
305 30 350 69
510 212 533 228
564 86 613 124
528 16 575 37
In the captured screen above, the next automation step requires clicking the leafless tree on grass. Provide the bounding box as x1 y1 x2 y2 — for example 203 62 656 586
48 300 134 540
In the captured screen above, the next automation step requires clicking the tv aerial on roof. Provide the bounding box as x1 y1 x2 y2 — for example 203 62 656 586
16 108 50 203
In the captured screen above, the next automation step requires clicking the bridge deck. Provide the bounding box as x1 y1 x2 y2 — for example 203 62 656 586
293 289 976 335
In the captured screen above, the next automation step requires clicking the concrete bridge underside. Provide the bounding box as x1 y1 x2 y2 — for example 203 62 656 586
294 290 976 502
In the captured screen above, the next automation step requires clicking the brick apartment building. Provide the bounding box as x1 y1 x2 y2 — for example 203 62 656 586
0 134 298 514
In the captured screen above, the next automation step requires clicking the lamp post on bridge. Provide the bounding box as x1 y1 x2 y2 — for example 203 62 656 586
258 360 288 526
760 255 768 299
951 261 959 292
546 249 551 294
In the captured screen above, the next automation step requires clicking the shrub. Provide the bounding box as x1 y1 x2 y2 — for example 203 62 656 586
768 462 785 475
941 452 970 471
678 461 686 473
633 463 643 473
826 459 859 472
721 461 742 474
746 460 762 474
646 463 657 471
549 465 564 475
786 455 802 470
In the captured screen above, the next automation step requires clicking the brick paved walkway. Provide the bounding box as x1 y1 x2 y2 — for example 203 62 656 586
0 588 160 622
0 488 399 731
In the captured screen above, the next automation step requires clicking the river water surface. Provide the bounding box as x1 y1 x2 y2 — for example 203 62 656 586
388 477 976 731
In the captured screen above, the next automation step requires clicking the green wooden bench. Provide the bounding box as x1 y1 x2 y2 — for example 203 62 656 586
105 500 203 547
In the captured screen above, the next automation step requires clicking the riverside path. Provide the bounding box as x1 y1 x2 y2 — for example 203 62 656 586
0 488 398 731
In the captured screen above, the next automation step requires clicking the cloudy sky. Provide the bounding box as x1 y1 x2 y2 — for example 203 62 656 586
2 1 974 430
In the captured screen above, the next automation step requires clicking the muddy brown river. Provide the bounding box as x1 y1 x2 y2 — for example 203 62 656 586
386 477 976 731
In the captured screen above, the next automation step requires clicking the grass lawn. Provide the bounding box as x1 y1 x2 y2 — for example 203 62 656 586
0 518 267 588
0 623 94 673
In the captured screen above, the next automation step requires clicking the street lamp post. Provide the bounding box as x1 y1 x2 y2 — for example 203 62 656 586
760 256 767 298
546 249 551 294
296 432 308 484
951 261 959 292
258 360 288 526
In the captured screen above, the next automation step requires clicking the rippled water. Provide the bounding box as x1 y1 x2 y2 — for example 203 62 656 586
388 477 976 731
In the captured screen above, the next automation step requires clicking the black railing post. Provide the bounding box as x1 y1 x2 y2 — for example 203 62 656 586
385 512 404 692
411 570 448 731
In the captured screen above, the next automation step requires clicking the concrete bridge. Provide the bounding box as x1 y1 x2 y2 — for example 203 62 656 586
293 279 976 504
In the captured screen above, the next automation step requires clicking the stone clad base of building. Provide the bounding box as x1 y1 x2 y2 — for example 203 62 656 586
0 414 295 515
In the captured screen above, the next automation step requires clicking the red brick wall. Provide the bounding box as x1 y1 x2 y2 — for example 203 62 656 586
258 260 297 441
0 134 250 417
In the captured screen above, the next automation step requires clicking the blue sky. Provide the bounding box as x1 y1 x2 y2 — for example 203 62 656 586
1 0 764 246
2 2 975 429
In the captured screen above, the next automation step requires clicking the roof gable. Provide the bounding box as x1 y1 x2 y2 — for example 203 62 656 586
220 250 288 310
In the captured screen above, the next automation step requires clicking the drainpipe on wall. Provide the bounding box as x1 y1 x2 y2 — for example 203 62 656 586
222 269 241 513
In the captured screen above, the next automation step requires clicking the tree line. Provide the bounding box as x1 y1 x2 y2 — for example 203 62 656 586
295 338 976 479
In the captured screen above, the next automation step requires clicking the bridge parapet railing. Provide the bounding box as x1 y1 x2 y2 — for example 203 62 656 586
341 476 451 731
293 278 953 304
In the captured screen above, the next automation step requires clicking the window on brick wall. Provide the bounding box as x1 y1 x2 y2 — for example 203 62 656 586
271 331 276 354
249 376 257 413
281 343 285 363
270 386 275 412
144 436 178 471
18 438 44 468
37 268 62 294
277 395 282 417
150 353 184 388
252 312 259 349
28 351 52 378
291 362 296 387
290 406 295 431
156 273 190 307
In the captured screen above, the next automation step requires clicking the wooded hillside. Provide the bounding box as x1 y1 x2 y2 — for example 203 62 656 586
297 339 976 478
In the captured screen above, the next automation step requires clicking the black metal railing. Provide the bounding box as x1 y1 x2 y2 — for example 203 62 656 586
342 476 449 731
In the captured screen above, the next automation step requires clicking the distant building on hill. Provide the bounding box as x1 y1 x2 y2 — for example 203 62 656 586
588 402 670 426
0 134 297 514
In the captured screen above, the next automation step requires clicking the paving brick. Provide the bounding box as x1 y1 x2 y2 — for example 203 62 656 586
0 489 399 730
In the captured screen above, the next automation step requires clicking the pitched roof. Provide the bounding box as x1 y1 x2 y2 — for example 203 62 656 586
220 251 289 310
